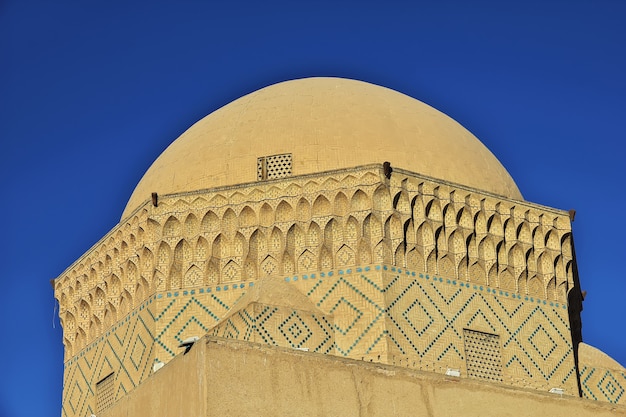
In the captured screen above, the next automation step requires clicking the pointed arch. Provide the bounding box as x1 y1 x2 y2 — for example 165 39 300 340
336 244 355 267
298 249 316 272
110 274 121 299
137 277 149 302
101 303 115 331
269 227 283 255
394 242 406 267
319 246 333 270
206 258 219 285
259 203 274 226
384 213 403 241
153 270 166 292
374 240 390 264
212 234 225 260
508 244 524 269
244 256 257 281
222 260 242 282
239 206 257 228
561 232 573 258
282 252 295 274
276 200 294 222
516 221 532 244
163 216 181 238
222 208 238 234
201 210 220 232
373 185 391 211
286 224 305 255
260 255 278 277
528 276 543 298
545 229 560 251
126 260 138 285
312 195 331 217
504 218 516 242
184 265 203 287
156 242 172 274
546 277 557 300
296 198 311 221
518 272 528 295
457 256 468 281
426 249 437 274
456 206 472 229
487 214 503 236
140 247 154 278
487 264 498 287
357 238 372 266
425 199 442 221
392 190 410 213
307 222 321 248
345 216 359 244
448 230 465 256
78 299 91 327
537 251 553 279
351 189 370 212
196 236 209 261
147 218 161 241
249 229 266 261
324 218 341 253
416 222 434 248
474 211 487 235
443 203 456 228
410 196 423 220
438 255 455 278
499 268 515 292
184 213 199 238
233 231 246 259
119 290 132 316
363 213 382 244
334 192 349 216
469 262 485 284
171 240 191 289
95 287 106 312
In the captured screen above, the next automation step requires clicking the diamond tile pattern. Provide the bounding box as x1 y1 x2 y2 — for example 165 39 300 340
63 264 593 417
581 366 626 404
61 300 156 417
212 303 334 353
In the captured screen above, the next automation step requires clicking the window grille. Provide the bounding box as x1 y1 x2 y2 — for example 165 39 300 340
463 329 502 382
96 372 115 412
257 154 292 180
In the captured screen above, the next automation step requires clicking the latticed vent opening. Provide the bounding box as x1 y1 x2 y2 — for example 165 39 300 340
96 372 115 412
257 153 292 180
464 329 503 382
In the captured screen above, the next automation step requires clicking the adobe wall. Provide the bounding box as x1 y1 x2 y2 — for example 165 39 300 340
101 337 625 417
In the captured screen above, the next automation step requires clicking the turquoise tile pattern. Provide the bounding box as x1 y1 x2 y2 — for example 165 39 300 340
62 263 592 416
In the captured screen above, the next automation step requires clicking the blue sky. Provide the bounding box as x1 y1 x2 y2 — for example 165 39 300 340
1 1 625 416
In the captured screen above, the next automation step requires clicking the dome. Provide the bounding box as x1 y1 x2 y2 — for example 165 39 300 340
122 77 522 219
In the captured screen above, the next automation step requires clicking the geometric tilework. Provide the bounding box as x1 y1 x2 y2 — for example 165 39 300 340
580 366 626 404
61 298 156 417
212 303 334 353
62 263 582 417
284 264 578 394
153 292 235 363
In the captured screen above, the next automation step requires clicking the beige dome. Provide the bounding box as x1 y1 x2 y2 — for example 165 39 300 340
122 77 522 219
578 342 625 371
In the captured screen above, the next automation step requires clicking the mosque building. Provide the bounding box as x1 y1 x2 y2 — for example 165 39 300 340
53 78 626 416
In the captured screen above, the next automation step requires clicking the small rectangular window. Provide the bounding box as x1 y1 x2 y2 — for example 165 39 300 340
257 153 292 180
96 372 115 412
464 329 502 382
